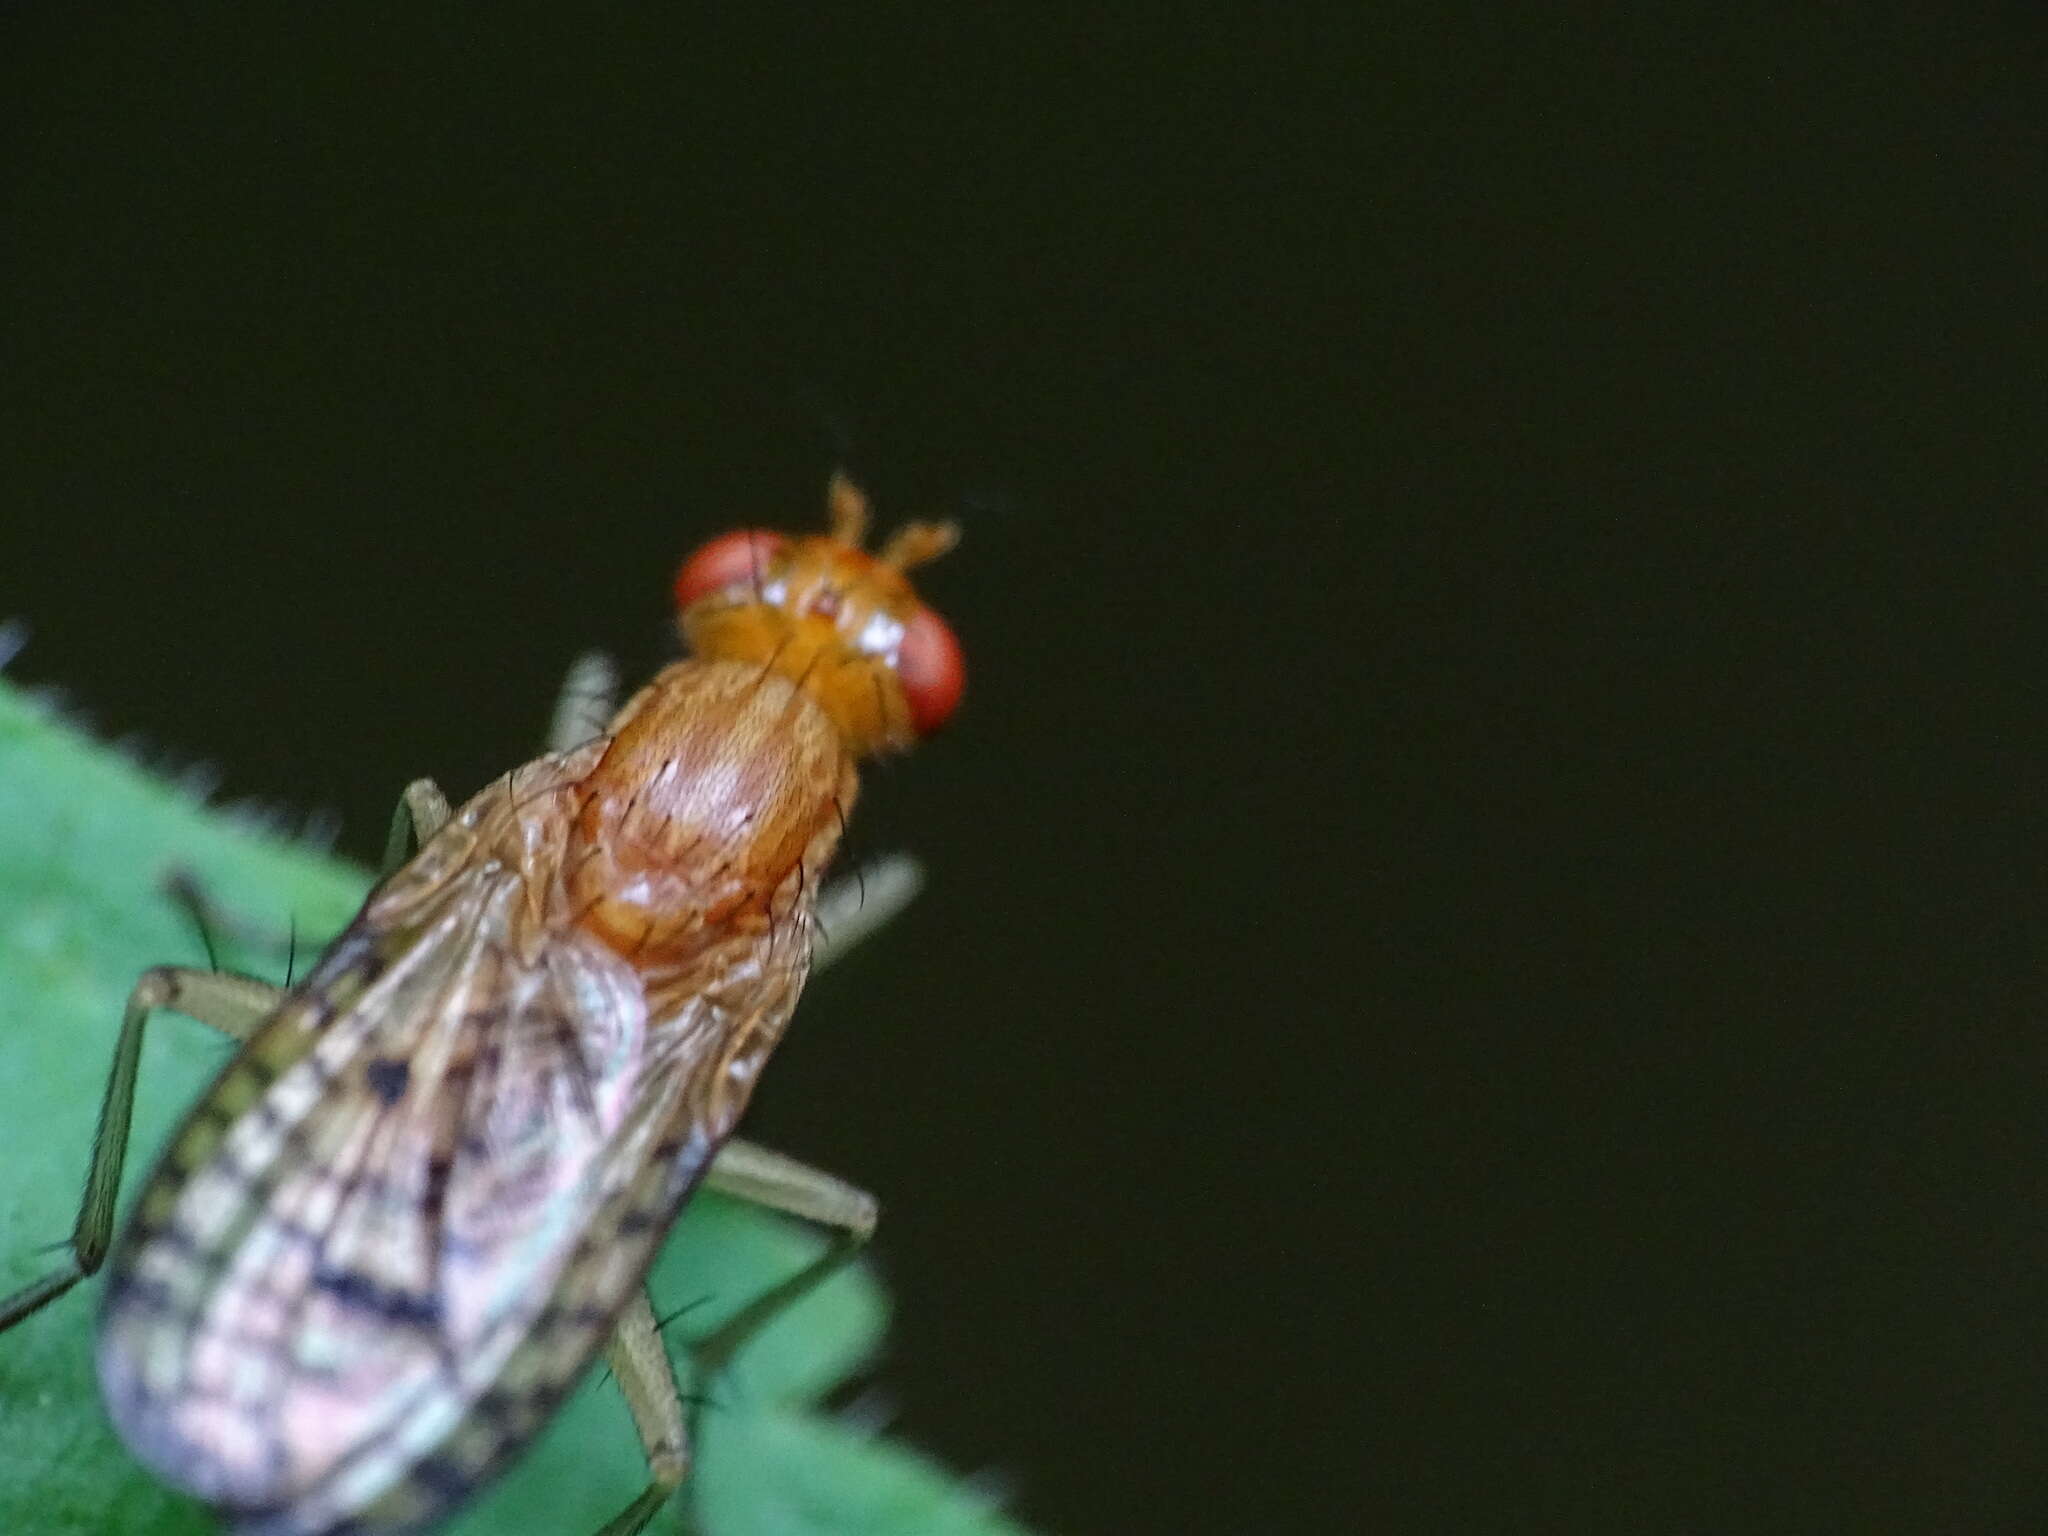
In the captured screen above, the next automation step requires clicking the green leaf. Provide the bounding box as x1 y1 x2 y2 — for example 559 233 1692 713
0 678 1030 1536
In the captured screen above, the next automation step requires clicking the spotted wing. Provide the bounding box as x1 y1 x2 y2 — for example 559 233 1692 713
98 813 805 1534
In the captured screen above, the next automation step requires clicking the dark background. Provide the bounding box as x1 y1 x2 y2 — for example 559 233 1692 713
4 9 2047 1533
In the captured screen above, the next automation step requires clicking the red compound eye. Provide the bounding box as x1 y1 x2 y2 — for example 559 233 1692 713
673 529 787 609
897 604 965 735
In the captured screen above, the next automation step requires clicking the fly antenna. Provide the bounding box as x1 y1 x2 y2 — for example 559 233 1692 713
825 471 870 548
876 520 960 572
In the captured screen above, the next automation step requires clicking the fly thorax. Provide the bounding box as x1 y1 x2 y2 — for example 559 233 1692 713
566 660 854 964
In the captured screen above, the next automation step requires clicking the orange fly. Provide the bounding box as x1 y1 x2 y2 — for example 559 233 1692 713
0 475 962 1535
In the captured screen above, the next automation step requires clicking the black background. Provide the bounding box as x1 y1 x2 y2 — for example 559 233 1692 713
5 9 2048 1534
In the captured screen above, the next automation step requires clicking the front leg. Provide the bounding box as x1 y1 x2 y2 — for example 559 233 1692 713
383 652 613 875
381 777 452 872
549 651 620 753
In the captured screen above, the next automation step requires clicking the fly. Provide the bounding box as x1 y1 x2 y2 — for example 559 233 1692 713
0 474 963 1535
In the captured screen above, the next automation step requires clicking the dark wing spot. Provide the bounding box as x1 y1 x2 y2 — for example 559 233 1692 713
310 1265 443 1328
407 1454 473 1503
103 1275 183 1319
472 1388 524 1432
365 1057 410 1105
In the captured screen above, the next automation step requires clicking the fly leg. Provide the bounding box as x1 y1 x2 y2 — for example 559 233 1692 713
595 1290 694 1536
590 1143 878 1536
388 653 608 874
691 1139 880 1375
0 968 280 1330
385 651 608 874
6 771 454 1333
385 653 608 878
166 765 449 963
809 854 924 974
549 651 620 753
381 777 452 870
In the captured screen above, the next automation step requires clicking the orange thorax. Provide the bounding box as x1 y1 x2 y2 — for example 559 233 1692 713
566 659 856 965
